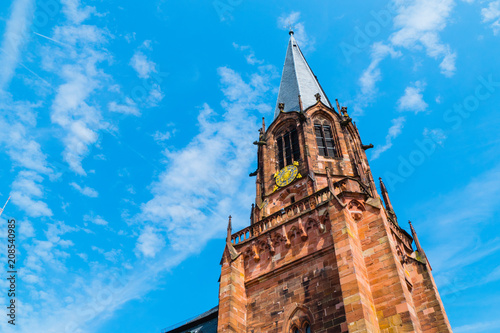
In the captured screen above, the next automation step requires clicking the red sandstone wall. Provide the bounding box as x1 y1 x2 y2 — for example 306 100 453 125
238 206 348 333
245 248 346 333
247 250 347 333
220 102 452 333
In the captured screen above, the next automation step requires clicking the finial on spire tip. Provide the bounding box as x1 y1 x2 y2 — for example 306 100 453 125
289 27 294 35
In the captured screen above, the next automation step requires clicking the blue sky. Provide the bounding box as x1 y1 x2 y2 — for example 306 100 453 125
0 0 499 332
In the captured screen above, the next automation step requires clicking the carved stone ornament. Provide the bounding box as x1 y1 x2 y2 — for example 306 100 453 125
347 200 365 220
396 244 407 265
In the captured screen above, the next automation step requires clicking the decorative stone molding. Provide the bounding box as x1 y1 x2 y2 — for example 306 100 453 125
231 187 333 245
347 199 365 220
239 210 329 268
283 303 314 333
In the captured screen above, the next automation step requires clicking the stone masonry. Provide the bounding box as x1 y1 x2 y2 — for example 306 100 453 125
217 32 452 333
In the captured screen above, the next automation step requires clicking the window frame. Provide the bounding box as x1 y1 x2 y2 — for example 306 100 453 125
276 127 301 169
314 119 340 158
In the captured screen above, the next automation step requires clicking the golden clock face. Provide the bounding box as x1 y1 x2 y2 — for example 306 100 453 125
276 165 299 187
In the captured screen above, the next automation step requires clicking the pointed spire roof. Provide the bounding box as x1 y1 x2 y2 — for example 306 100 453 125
274 31 332 119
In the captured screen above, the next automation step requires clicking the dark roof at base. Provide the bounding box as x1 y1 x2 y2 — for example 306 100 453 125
161 306 218 333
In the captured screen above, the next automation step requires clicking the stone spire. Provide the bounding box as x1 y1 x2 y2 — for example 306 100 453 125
274 32 332 119
226 215 232 243
379 177 397 223
409 221 431 269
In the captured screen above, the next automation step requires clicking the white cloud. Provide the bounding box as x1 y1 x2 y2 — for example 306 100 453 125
0 85 53 222
390 0 457 77
439 51 457 76
130 50 157 79
356 0 457 111
77 253 88 261
19 220 35 239
10 171 52 217
0 2 54 223
128 41 166 107
50 65 104 176
371 117 406 160
70 182 98 198
233 43 264 65
124 32 136 43
277 11 315 52
135 226 165 258
423 128 447 146
6 41 275 333
0 99 52 175
83 213 108 225
139 64 275 254
15 249 188 333
108 98 140 116
16 221 76 297
93 154 106 160
360 43 402 96
481 1 500 35
51 24 106 45
103 248 122 263
355 43 401 115
91 245 104 253
0 0 35 90
60 0 96 24
126 185 136 194
44 23 162 176
146 84 164 107
397 81 428 113
153 130 175 142
39 1 113 176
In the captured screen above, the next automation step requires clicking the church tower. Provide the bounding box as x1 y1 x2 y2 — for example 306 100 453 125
217 32 452 333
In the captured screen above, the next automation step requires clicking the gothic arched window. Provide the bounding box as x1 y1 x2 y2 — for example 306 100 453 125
276 128 300 169
314 121 338 157
305 323 311 333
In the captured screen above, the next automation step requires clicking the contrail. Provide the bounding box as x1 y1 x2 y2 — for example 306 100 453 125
19 62 52 88
0 196 10 217
32 31 69 47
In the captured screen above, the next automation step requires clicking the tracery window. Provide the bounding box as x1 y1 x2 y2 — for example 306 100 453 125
314 121 338 157
276 128 300 169
289 323 311 333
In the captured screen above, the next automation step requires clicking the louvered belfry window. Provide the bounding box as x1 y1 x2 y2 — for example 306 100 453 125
276 128 300 169
315 122 338 157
